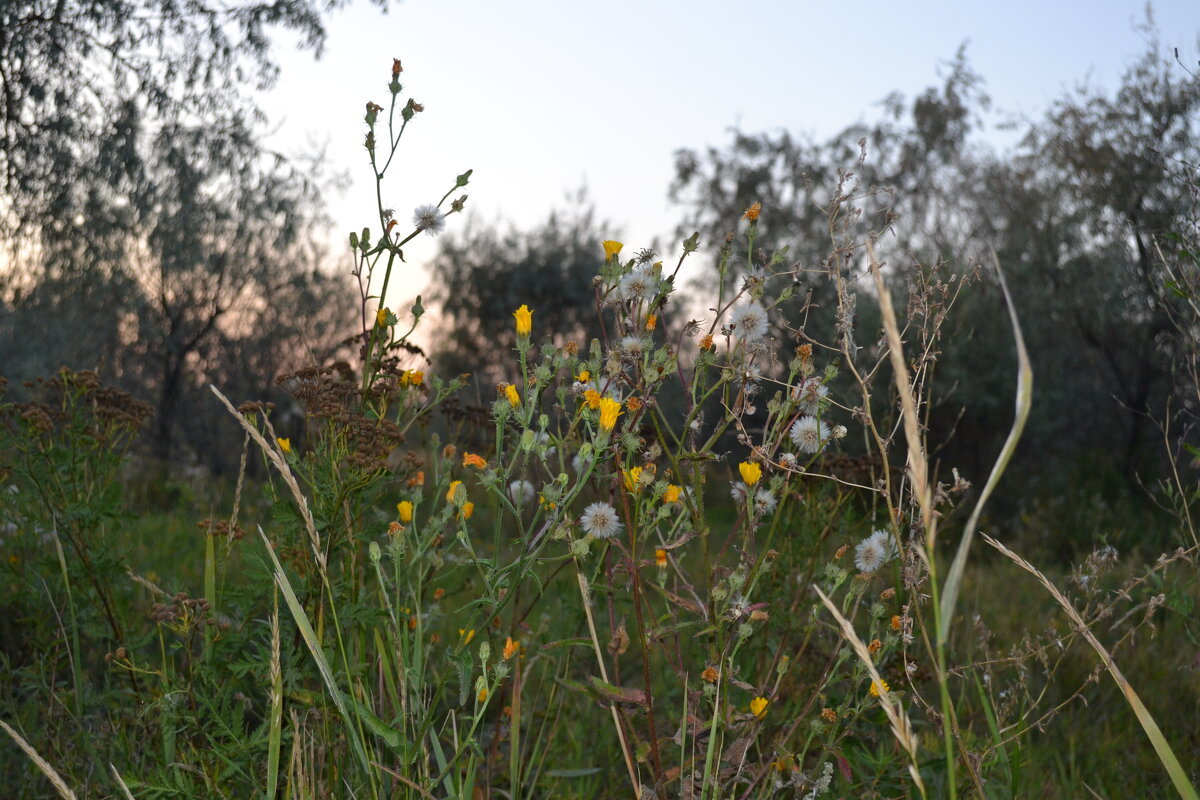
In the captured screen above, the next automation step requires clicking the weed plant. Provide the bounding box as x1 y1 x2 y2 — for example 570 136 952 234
2 59 1198 800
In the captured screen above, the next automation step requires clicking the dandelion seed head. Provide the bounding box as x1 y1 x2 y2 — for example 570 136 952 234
618 265 655 301
789 416 828 454
507 479 535 505
412 204 446 236
580 501 622 539
729 301 769 342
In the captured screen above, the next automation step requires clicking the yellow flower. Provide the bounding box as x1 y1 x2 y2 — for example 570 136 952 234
869 679 890 698
477 686 488 703
602 240 623 260
623 466 643 492
577 369 590 382
655 548 667 568
503 636 519 660
463 452 487 469
750 696 769 719
446 480 464 504
662 484 683 504
739 461 762 486
742 202 762 222
513 304 533 337
397 500 413 523
583 388 602 410
459 628 475 645
277 437 292 454
460 501 475 520
376 307 388 327
598 397 622 432
400 369 424 386
504 384 520 407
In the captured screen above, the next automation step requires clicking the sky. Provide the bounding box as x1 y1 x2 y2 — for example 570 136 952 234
261 1 1200 329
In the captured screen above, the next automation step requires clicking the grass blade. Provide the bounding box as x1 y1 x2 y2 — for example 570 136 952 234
983 533 1199 800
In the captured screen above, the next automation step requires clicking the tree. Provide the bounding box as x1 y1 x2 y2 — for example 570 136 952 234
427 194 618 381
669 32 1200 518
0 0 382 463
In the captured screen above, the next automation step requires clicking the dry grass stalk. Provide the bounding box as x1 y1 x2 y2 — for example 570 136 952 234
0 719 78 800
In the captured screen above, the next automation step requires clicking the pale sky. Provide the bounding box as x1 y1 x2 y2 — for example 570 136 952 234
261 1 1199 331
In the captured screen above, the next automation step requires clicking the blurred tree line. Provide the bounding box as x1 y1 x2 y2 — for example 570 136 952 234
0 0 386 474
431 30 1200 533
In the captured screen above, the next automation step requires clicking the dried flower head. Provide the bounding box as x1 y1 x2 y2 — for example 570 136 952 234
580 501 622 539
412 204 446 236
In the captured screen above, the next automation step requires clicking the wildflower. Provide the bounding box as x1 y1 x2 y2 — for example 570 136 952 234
742 202 762 221
753 488 777 514
789 416 828 454
702 665 719 683
463 452 487 469
655 548 667 568
890 614 902 631
598 397 622 432
619 265 656 301
834 544 848 559
645 313 657 331
729 301 769 342
662 484 682 504
397 501 414 523
739 461 762 486
443 443 457 460
504 384 520 407
446 480 464 504
477 686 488 703
580 501 622 539
622 465 653 492
778 452 797 470
577 369 590 382
625 396 643 412
460 501 475 520
821 707 837 723
869 679 889 698
699 334 714 351
460 628 475 645
602 239 623 260
503 636 519 660
868 638 882 655
413 204 446 236
508 480 535 505
277 437 292 454
854 529 897 574
400 369 425 386
749 696 769 719
792 378 828 415
408 470 425 488
620 335 645 357
387 521 402 536
582 388 602 409
513 304 533 337
376 307 390 327
730 482 748 503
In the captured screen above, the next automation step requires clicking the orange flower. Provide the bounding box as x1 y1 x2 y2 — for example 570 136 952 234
868 638 882 654
702 666 719 683
625 396 643 413
699 334 714 351
407 470 425 488
655 548 667 568
459 501 475 520
821 707 837 723
463 452 487 469
477 686 488 703
742 202 762 221
503 636 519 660
433 588 446 600
890 614 902 631
645 313 657 331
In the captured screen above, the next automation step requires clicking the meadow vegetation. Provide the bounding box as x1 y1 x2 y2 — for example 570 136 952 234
2 55 1200 800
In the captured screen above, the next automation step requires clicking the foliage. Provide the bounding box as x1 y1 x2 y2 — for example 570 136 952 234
2 51 1199 800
